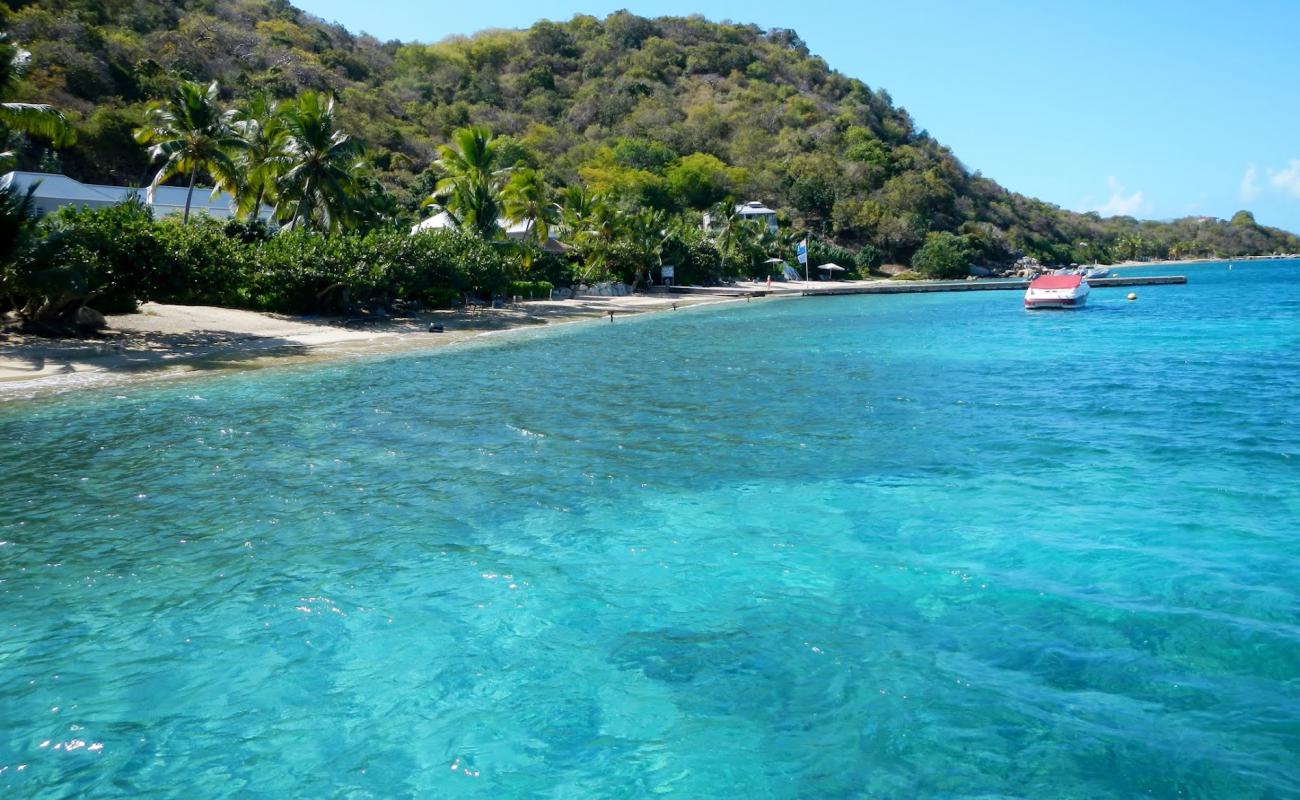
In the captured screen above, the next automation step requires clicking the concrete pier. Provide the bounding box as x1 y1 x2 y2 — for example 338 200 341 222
665 274 1186 298
797 274 1186 296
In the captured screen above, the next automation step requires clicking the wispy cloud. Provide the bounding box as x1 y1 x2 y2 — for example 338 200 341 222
1268 160 1300 198
1093 176 1144 216
1240 165 1260 201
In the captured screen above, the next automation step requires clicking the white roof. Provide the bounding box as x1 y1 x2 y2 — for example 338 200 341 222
2 171 122 204
1 171 253 219
410 211 566 252
736 201 776 216
411 210 457 234
411 212 538 239
146 184 237 215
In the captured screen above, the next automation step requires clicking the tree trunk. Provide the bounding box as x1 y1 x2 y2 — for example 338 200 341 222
294 179 314 231
183 166 198 224
247 185 264 224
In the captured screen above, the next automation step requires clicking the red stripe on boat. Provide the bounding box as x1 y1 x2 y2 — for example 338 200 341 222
1028 275 1084 289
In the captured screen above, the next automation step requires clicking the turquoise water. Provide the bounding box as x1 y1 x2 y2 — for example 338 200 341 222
2 261 1298 798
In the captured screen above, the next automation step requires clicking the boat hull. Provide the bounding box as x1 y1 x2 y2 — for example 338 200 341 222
1024 294 1088 309
1024 277 1090 310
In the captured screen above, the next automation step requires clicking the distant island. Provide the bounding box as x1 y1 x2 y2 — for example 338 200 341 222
2 0 1297 333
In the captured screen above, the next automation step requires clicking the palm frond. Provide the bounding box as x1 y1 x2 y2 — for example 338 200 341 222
0 102 76 145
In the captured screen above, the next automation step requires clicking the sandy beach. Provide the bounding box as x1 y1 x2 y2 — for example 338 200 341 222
0 293 736 400
1 258 1271 401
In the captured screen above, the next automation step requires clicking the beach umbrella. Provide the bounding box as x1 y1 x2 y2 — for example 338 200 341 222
764 258 799 282
817 262 846 280
762 257 788 282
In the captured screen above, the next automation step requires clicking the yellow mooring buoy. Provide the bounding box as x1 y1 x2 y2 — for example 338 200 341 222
1127 292 1138 301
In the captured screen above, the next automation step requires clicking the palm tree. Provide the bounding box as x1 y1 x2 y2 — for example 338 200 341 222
708 200 761 275
502 168 558 241
500 168 560 272
230 94 286 222
273 92 366 233
576 196 621 283
0 35 75 170
427 125 511 239
558 184 596 237
134 80 244 224
625 208 668 290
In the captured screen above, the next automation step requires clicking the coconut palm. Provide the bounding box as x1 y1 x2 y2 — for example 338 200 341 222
708 200 763 275
427 125 511 239
575 196 622 283
624 208 669 290
134 80 244 224
558 184 596 236
230 93 286 222
500 168 560 272
0 35 75 170
501 168 558 245
273 91 366 233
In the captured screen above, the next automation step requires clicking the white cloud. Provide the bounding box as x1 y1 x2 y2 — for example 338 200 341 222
1093 176 1144 216
1240 165 1260 201
1268 159 1300 198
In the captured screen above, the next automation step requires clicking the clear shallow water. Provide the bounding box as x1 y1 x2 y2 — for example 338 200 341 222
2 260 1298 798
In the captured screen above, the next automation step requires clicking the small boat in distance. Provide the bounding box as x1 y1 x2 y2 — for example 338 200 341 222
1025 274 1090 310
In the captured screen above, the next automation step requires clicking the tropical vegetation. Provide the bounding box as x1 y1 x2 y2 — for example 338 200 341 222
3 1 1299 333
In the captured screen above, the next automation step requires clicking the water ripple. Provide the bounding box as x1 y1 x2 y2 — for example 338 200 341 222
2 260 1299 797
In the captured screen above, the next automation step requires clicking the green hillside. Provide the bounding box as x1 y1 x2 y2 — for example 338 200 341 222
3 0 1298 265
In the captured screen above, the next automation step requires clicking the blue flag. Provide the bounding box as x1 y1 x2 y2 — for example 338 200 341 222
796 238 808 265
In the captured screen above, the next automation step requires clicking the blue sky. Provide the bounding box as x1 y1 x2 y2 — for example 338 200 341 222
295 0 1300 232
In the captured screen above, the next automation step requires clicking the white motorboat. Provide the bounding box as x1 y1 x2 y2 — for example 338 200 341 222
1025 274 1089 309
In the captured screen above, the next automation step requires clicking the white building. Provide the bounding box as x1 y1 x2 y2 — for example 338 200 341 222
411 210 566 252
0 171 271 221
736 200 778 233
703 201 780 234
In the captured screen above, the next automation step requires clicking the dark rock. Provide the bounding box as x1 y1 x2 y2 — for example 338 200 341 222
75 306 108 330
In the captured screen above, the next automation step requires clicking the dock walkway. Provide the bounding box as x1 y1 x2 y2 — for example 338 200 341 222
665 274 1185 298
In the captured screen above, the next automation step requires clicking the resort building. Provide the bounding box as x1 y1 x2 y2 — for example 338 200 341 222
702 200 780 234
410 210 567 252
0 170 271 221
736 200 779 232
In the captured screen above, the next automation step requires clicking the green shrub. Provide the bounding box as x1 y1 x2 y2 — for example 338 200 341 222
399 230 509 302
245 228 506 313
910 231 972 279
662 225 722 284
854 244 882 275
506 280 554 299
0 184 39 312
19 199 164 318
249 229 362 313
6 199 526 325
526 250 577 287
151 217 255 307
